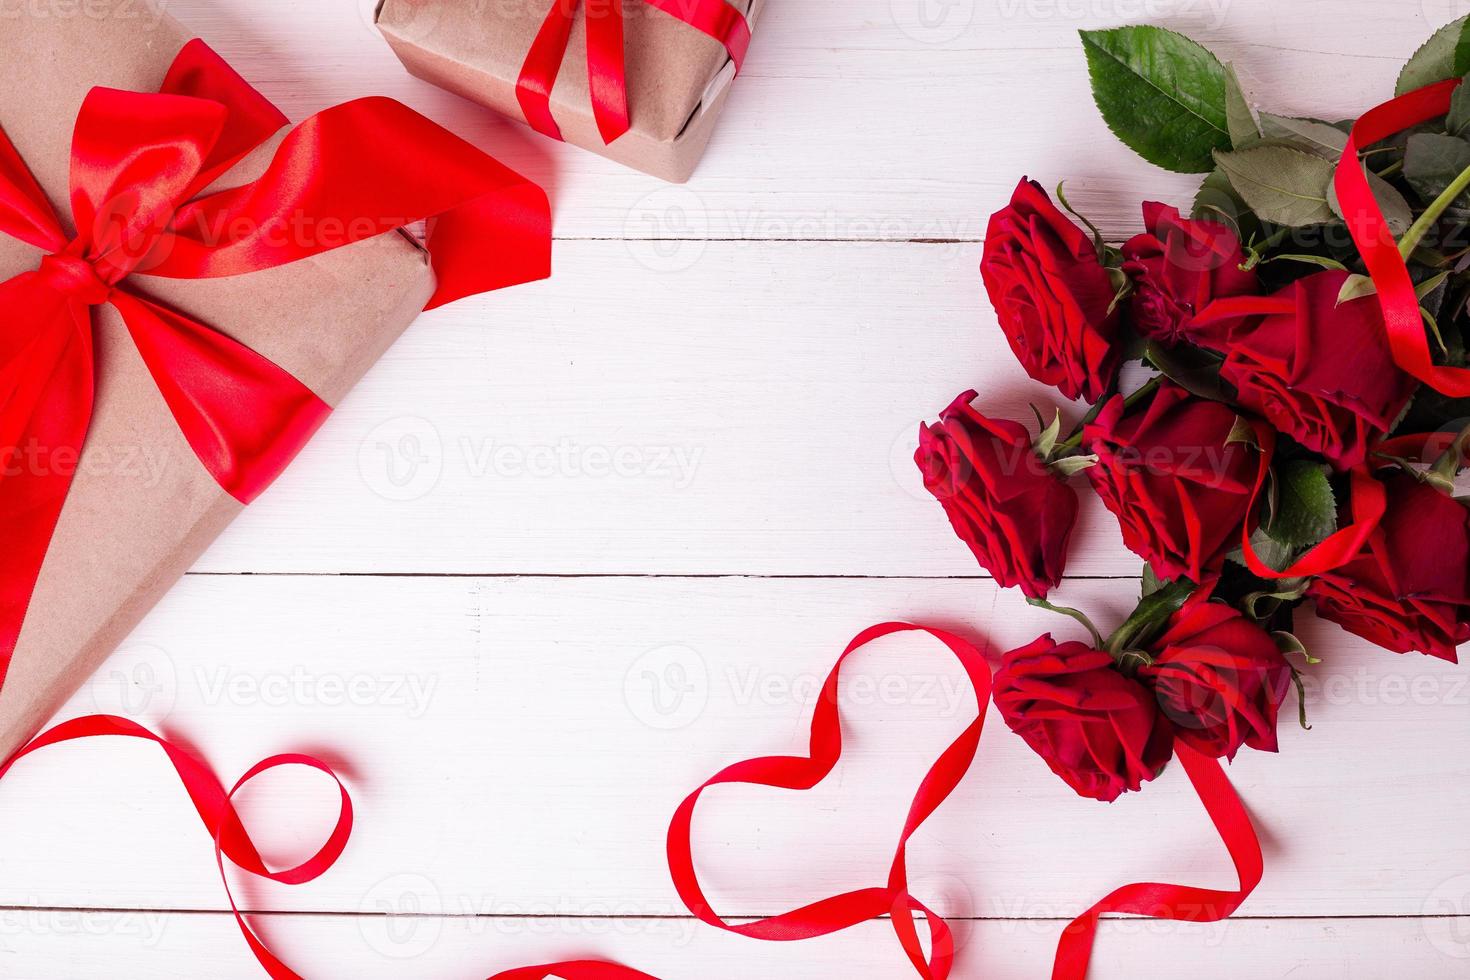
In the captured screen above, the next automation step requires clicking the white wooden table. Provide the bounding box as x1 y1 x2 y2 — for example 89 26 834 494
1 0 1468 976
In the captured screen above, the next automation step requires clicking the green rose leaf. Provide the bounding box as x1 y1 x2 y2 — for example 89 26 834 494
1448 74 1470 135
1266 460 1338 550
1258 113 1348 156
1397 16 1470 96
1252 113 1412 234
1327 169 1415 236
1225 63 1259 149
1080 26 1230 173
1405 132 1470 216
1214 145 1337 226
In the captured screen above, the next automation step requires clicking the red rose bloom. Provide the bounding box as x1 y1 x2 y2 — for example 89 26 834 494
1121 203 1259 347
917 392 1078 599
1195 271 1417 470
1139 599 1292 761
994 635 1173 802
1085 382 1264 584
1308 473 1470 662
981 178 1121 402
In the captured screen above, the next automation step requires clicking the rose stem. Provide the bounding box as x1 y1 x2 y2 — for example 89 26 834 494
1399 161 1470 261
1053 376 1161 455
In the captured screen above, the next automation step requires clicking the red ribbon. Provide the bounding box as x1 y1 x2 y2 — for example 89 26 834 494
1049 743 1262 980
1335 79 1470 398
1226 424 1389 581
516 0 752 144
665 622 1263 980
0 40 551 695
0 715 352 980
4 622 1260 978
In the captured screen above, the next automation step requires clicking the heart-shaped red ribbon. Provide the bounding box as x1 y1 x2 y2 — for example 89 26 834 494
665 622 1263 980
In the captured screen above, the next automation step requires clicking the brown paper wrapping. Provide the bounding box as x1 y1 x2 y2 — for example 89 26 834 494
377 0 760 182
0 2 437 759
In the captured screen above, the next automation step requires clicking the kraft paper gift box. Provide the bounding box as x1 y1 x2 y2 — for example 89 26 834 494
0 3 496 759
376 0 762 182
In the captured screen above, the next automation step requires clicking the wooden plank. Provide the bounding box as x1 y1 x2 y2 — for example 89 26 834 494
190 240 1146 576
4 910 1468 979
0 575 1463 919
160 0 1435 242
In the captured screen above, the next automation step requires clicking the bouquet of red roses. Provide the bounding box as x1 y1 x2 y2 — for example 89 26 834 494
919 20 1470 803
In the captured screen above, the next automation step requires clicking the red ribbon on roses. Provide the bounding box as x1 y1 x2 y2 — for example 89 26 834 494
666 622 1263 980
516 0 752 144
1335 78 1470 398
0 40 551 694
1224 423 1390 581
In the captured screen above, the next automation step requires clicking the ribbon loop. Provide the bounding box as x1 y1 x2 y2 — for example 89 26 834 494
0 715 351 980
515 0 750 145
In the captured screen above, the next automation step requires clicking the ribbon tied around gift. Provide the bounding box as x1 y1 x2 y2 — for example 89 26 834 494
516 0 752 144
0 39 551 693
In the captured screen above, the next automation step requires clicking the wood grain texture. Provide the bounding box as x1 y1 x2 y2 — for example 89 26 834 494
3 912 1467 979
0 576 1463 923
164 0 1445 243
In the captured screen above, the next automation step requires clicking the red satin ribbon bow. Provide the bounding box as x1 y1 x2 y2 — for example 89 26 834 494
0 40 551 695
516 0 752 144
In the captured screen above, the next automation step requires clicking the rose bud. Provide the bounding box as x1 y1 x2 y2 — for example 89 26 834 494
1139 599 1292 761
1085 382 1264 584
981 178 1121 402
916 392 1078 599
1121 203 1259 347
1194 270 1417 470
1308 472 1470 662
993 635 1173 802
